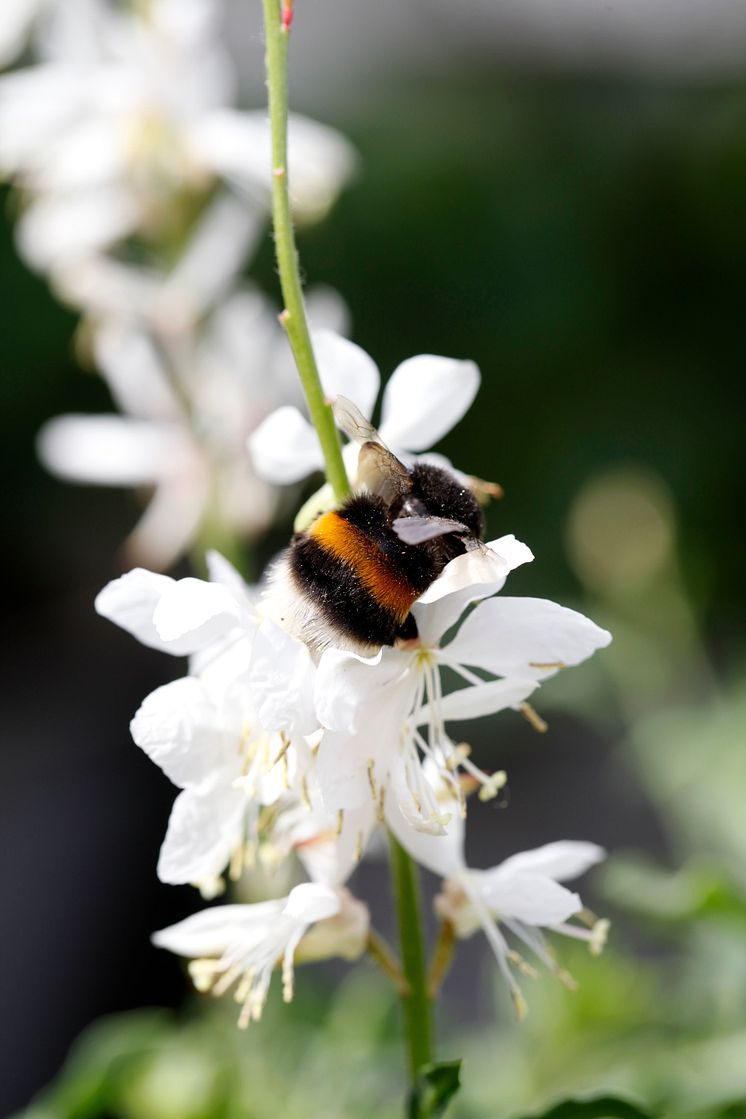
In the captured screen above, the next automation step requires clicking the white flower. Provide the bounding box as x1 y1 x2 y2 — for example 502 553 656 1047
248 330 480 485
130 675 311 892
152 882 363 1027
313 534 610 834
95 553 318 726
387 772 607 1016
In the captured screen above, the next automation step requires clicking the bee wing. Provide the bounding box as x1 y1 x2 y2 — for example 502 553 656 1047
332 396 383 447
333 395 411 502
393 515 470 545
359 443 412 503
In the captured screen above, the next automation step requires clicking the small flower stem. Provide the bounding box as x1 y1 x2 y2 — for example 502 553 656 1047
261 0 350 503
427 919 456 997
387 831 434 1084
367 930 411 997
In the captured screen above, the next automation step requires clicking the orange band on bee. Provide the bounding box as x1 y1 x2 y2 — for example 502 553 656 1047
309 512 418 621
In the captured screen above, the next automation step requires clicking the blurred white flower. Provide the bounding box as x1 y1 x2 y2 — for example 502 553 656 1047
249 331 480 485
37 284 347 568
50 190 264 332
153 882 365 1027
0 0 356 276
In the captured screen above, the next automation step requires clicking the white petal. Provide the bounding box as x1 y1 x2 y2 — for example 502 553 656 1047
247 405 323 483
37 414 177 485
283 882 340 924
130 677 227 789
379 355 480 452
314 647 407 733
95 568 182 654
315 675 409 812
315 729 375 812
246 619 317 736
311 330 379 419
413 535 534 646
157 784 247 886
419 535 534 605
498 841 606 883
478 870 582 926
446 597 612 680
153 898 285 957
152 577 244 645
432 676 538 722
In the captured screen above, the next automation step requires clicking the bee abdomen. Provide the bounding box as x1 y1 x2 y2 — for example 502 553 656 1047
288 501 428 649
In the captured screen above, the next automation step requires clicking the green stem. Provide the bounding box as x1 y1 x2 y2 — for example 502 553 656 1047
261 0 350 503
388 831 434 1083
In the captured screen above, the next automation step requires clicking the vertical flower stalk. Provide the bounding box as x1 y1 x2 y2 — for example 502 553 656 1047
262 0 350 503
388 832 434 1081
261 0 434 1082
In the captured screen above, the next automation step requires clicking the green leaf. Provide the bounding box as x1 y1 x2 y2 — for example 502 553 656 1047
517 1096 657 1119
408 1060 462 1119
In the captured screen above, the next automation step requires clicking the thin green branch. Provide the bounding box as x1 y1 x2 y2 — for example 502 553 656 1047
261 0 350 502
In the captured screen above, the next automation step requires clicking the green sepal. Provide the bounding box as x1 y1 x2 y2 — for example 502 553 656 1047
407 1059 462 1119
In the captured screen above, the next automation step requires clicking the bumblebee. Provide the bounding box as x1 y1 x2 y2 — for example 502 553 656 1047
269 397 498 656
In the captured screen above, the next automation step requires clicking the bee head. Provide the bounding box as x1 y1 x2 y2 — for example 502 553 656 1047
395 462 484 541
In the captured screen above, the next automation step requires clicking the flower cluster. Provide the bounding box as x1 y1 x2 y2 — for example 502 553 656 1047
1 0 355 567
96 364 612 1025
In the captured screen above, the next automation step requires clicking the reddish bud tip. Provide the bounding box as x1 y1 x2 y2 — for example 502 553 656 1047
282 1 294 30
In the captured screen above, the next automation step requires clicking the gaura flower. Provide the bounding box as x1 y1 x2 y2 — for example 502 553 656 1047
95 552 317 726
248 330 480 486
129 675 313 894
387 768 607 1017
313 535 611 835
153 882 368 1027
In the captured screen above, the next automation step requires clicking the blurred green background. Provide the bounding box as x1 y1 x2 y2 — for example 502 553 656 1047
2 52 746 1119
